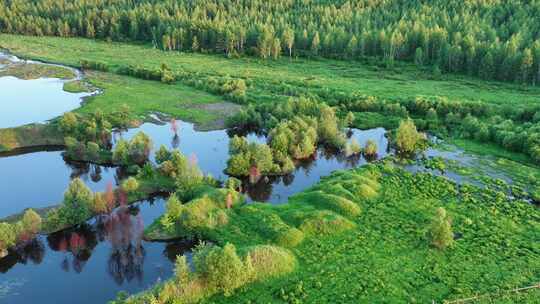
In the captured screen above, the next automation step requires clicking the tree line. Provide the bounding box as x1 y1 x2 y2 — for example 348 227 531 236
1 0 540 84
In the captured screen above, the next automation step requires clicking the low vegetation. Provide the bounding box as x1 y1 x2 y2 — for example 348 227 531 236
0 61 76 79
126 163 540 303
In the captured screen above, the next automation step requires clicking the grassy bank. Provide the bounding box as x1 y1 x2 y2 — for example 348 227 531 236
134 163 540 303
78 71 238 130
1 34 539 107
0 124 64 152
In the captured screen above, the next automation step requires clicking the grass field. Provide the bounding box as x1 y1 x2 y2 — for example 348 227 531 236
78 71 236 130
1 34 539 107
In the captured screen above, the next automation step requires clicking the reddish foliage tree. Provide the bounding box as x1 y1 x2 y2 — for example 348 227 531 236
117 189 127 207
249 165 260 184
189 153 198 166
171 119 178 134
105 182 115 212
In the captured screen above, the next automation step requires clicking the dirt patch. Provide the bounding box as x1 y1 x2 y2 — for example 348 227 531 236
183 102 242 130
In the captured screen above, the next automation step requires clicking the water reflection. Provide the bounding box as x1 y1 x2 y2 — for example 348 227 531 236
0 121 390 217
0 200 194 304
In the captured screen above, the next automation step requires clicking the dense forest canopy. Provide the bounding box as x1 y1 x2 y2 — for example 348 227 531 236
1 0 540 84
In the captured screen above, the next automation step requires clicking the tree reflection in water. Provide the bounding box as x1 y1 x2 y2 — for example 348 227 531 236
44 206 146 285
103 206 145 285
0 238 45 273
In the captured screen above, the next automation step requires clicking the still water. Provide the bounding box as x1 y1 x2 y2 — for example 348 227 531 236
0 120 389 218
0 57 391 303
0 76 92 128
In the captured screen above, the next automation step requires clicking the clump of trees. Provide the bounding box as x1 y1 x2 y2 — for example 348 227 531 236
0 209 42 258
155 146 214 200
226 97 349 176
269 117 317 160
340 95 540 164
226 136 286 177
113 131 153 165
428 207 454 250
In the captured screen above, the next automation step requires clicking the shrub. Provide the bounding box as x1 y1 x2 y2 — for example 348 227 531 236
274 227 304 247
345 138 361 157
155 144 172 164
86 141 100 160
92 193 108 214
0 222 17 255
122 177 139 193
396 118 425 154
194 243 252 296
247 245 296 280
21 209 42 235
363 139 378 157
428 207 454 250
299 211 356 235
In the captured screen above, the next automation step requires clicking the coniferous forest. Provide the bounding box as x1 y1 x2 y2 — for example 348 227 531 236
1 0 540 84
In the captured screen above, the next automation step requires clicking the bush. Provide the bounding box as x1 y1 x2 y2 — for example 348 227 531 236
299 211 356 235
247 245 296 280
363 139 378 157
0 222 17 255
396 118 425 154
122 177 139 193
193 243 252 296
21 209 42 235
428 207 454 250
345 138 361 157
274 227 305 247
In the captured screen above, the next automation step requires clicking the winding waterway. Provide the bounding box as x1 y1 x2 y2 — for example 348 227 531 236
0 56 391 303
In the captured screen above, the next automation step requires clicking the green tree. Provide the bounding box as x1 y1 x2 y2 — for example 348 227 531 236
282 28 295 58
311 32 320 56
428 207 454 250
396 119 424 154
21 209 42 234
59 178 94 225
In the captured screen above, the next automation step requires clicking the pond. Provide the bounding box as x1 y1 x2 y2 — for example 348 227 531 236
0 120 390 303
0 198 195 304
0 53 93 128
0 120 389 218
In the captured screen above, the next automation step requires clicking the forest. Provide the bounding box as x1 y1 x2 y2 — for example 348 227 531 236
1 0 540 84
